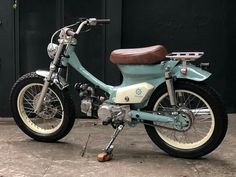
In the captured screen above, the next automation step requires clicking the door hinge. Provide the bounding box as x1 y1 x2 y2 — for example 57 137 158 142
13 0 17 9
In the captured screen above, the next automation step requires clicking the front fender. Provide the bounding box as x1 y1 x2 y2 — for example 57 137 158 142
36 70 50 78
36 70 69 90
172 64 211 81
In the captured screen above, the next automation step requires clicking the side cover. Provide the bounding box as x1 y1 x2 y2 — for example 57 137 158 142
113 82 154 104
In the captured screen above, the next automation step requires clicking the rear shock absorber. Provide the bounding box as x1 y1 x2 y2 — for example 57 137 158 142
165 67 177 107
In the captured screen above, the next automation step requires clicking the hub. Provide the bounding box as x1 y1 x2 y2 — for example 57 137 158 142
33 93 58 119
175 108 194 131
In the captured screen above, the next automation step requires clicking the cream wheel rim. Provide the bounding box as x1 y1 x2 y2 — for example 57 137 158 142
153 90 215 149
17 83 64 134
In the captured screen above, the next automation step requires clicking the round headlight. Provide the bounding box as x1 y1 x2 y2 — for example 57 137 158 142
47 43 59 59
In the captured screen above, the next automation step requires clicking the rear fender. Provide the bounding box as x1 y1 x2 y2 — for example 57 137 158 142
131 64 211 109
172 64 211 81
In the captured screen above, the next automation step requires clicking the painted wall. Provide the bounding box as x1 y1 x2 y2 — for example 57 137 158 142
0 0 235 116
122 0 236 112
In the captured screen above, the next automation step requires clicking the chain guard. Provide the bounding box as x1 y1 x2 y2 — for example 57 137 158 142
141 109 194 132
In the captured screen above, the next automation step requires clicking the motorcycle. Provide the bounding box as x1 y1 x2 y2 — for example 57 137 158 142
10 18 228 161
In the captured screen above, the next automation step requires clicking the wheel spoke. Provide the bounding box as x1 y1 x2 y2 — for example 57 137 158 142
153 89 214 149
18 83 64 135
24 97 34 107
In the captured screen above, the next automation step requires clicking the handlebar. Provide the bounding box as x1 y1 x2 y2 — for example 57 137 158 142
86 18 111 26
79 18 111 25
66 29 77 37
66 29 78 38
65 18 111 38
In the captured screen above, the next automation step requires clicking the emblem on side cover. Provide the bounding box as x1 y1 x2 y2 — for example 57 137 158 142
136 88 142 96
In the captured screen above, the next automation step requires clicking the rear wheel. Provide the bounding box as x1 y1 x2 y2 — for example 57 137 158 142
10 72 75 142
144 80 228 158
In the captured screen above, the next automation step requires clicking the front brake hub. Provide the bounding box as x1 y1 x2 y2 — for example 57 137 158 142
33 93 57 119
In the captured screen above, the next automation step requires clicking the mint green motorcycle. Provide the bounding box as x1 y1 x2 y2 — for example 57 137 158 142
10 18 228 159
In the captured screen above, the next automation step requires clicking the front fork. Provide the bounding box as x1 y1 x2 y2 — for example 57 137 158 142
34 43 64 113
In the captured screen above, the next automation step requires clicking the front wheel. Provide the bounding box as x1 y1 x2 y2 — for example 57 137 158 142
10 72 75 142
144 80 228 158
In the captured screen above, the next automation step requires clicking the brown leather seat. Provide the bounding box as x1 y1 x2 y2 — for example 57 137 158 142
110 45 168 64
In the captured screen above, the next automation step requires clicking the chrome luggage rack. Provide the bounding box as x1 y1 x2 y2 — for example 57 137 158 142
166 52 204 61
166 52 205 75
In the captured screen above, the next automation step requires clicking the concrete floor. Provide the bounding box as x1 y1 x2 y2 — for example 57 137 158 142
0 115 235 177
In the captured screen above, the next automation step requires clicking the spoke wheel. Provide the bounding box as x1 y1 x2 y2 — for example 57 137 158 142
153 90 215 149
17 83 64 135
144 80 228 158
10 72 75 142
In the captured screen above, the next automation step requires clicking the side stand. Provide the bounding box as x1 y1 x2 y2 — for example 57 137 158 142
97 125 124 162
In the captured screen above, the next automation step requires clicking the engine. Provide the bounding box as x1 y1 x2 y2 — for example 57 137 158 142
75 83 99 117
76 82 131 126
81 98 93 116
97 102 130 124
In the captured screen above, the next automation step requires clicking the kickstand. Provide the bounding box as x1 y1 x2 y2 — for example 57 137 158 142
97 124 124 162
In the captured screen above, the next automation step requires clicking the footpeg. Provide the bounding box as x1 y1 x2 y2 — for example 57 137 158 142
102 117 112 125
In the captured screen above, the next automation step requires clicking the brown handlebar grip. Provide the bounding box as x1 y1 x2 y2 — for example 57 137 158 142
96 19 111 24
66 29 78 38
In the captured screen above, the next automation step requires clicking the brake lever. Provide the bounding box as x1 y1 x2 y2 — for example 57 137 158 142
78 17 87 23
80 27 92 33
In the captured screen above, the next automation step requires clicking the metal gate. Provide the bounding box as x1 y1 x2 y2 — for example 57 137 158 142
122 0 236 112
12 0 122 116
3 0 234 115
0 0 15 116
